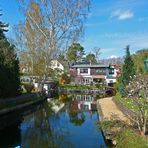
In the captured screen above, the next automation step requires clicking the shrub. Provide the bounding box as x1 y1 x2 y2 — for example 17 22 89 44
95 81 105 90
99 120 148 148
116 129 148 148
114 80 119 94
114 92 122 100
105 88 116 97
96 93 105 99
59 72 70 85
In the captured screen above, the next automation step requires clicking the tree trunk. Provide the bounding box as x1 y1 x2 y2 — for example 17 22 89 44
140 129 146 137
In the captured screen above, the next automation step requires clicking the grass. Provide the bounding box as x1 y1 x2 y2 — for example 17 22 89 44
115 93 137 112
114 92 148 113
99 120 148 148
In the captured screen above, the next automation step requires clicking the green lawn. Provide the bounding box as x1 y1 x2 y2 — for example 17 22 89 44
115 92 148 113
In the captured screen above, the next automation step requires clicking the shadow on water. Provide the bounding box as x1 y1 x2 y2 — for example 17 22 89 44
0 102 47 148
0 121 21 148
0 92 106 148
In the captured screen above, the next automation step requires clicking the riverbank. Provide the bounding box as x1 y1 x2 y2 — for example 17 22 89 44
97 97 130 122
97 97 148 147
0 92 46 116
97 97 131 143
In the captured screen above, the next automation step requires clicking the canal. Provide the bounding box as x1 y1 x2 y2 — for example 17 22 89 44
0 93 106 148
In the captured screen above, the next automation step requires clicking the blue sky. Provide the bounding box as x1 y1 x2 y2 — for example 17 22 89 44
1 0 148 59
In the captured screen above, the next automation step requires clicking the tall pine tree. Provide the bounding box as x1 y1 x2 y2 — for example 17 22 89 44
119 45 135 96
0 14 21 98
0 14 8 40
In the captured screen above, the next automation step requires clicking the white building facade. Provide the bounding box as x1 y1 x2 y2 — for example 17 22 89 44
71 64 119 86
50 60 64 71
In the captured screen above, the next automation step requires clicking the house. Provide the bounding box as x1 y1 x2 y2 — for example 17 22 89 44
112 64 121 77
70 63 119 86
50 60 64 71
105 64 121 87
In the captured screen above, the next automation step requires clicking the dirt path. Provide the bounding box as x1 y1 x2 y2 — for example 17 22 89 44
97 97 130 123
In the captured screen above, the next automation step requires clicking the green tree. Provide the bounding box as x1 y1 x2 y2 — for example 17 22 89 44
0 14 8 40
119 45 135 95
85 53 97 64
66 43 84 65
0 15 21 98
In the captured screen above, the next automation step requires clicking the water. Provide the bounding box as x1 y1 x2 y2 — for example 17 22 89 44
0 94 106 148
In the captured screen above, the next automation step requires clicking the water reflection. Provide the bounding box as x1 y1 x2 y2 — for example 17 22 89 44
20 103 54 148
68 94 97 126
0 94 106 148
20 102 74 148
70 94 97 111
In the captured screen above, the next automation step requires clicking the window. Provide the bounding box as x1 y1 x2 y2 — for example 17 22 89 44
84 78 91 84
109 68 114 74
85 78 89 84
96 68 106 73
96 69 99 73
80 68 88 73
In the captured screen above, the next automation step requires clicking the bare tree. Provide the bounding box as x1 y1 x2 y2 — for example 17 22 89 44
92 47 101 62
125 74 148 136
16 0 90 78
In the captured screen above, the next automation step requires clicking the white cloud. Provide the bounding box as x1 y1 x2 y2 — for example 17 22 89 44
109 55 118 58
111 9 134 20
101 48 116 53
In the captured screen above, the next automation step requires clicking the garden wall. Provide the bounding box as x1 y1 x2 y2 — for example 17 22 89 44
112 97 137 121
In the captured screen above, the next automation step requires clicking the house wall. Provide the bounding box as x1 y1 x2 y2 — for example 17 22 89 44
75 76 93 84
105 78 116 84
90 68 106 75
77 68 91 76
105 67 117 86
77 67 109 76
71 65 118 85
106 68 117 77
50 60 64 71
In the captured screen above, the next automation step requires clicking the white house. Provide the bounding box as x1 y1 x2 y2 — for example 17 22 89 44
70 63 120 86
50 60 64 71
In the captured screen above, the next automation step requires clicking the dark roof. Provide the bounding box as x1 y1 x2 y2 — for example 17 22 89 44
71 64 110 68
71 61 90 66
